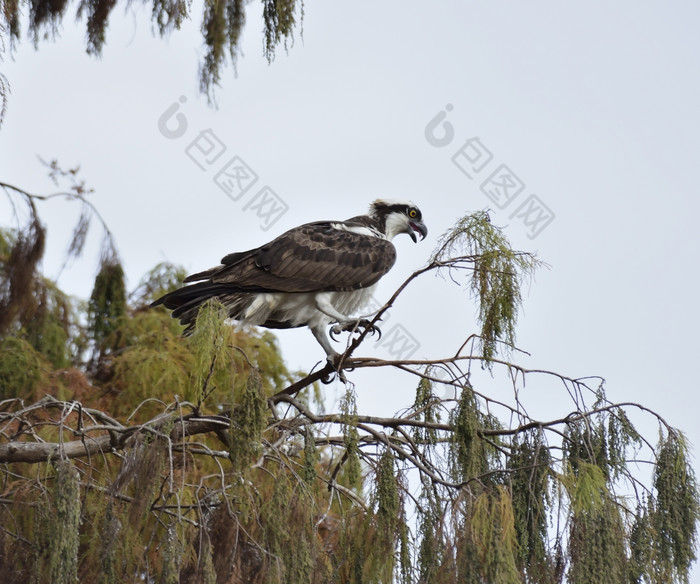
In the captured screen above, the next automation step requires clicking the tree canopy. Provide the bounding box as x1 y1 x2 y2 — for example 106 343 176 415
0 0 303 116
0 167 699 583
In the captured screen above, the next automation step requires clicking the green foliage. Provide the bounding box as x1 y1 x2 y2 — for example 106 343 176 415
123 436 167 525
78 434 170 582
558 460 630 583
0 0 304 99
456 486 521 584
97 502 120 584
26 0 69 45
77 0 114 55
398 519 412 584
412 371 441 445
508 429 554 581
229 370 267 470
0 226 15 259
22 279 76 369
88 259 126 352
330 449 406 583
152 0 188 35
0 217 46 336
187 298 233 405
262 0 303 62
0 336 49 400
340 386 361 488
566 477 627 584
130 262 188 307
109 314 193 416
561 460 608 515
607 406 643 481
372 448 401 582
0 222 82 368
563 397 644 486
432 210 540 364
200 0 239 93
649 432 700 583
302 423 318 484
564 416 610 479
106 295 293 419
417 481 445 583
252 469 321 584
449 384 501 485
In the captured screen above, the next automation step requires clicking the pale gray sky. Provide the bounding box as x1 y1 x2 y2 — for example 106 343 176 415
2 1 700 576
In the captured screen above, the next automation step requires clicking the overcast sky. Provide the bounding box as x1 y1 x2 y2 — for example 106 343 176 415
2 1 700 572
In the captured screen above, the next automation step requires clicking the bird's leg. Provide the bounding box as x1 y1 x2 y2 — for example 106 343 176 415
311 294 380 383
310 325 339 361
309 325 347 384
314 291 382 340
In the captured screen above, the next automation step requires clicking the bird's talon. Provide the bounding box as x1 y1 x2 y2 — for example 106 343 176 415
330 319 382 339
323 354 348 383
321 368 347 383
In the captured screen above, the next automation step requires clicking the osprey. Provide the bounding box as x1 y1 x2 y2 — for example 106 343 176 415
152 199 427 363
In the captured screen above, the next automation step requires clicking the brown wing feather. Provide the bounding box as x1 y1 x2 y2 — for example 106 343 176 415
201 222 396 292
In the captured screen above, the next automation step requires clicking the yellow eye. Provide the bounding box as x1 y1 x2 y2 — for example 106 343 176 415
409 208 417 218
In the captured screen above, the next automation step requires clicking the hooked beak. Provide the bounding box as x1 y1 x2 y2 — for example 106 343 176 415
407 220 428 243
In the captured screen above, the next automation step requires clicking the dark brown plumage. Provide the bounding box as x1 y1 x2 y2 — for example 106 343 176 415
186 221 396 293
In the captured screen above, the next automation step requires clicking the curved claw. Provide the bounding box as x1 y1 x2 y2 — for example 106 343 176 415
354 319 382 340
321 369 347 384
328 318 382 342
368 324 382 340
322 354 348 384
356 319 382 340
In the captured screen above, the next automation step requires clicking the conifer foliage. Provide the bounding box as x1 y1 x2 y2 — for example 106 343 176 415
0 0 304 106
1 174 698 583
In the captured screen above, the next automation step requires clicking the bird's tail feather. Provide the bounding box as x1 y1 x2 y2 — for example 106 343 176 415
151 282 249 335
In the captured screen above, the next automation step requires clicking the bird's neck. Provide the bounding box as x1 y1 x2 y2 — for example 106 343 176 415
336 216 387 239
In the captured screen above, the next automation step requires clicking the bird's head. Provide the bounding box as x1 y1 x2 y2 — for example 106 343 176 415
369 199 428 242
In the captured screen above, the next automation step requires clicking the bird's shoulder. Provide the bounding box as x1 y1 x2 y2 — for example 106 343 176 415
223 219 393 263
207 219 395 290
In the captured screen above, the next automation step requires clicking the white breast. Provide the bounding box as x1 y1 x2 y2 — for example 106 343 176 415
329 285 378 317
240 285 378 329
